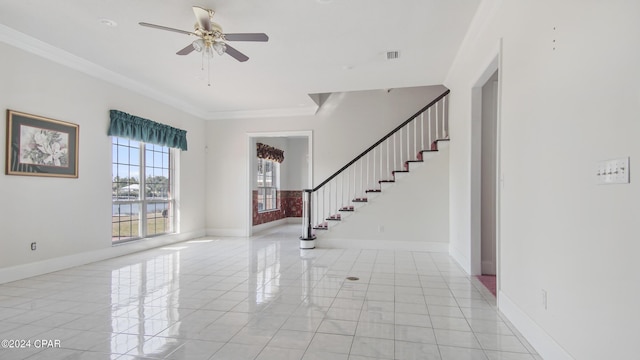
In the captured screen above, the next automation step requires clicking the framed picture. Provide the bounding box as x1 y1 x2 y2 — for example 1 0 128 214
5 110 79 178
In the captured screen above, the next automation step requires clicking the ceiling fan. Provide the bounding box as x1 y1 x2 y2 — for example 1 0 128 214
140 6 268 62
139 6 268 85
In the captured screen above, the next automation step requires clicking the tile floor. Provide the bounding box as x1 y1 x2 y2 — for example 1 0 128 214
0 225 542 360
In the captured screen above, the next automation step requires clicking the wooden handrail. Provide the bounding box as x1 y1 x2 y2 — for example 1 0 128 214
306 89 450 193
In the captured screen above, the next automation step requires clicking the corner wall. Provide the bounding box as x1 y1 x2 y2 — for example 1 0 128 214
0 43 206 281
445 1 640 359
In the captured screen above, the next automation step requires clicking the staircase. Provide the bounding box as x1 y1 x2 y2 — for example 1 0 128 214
300 89 450 249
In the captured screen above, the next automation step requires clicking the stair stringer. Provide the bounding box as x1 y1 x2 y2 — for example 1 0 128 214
316 143 449 251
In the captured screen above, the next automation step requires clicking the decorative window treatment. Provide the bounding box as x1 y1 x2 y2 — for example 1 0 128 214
257 142 284 163
108 110 188 151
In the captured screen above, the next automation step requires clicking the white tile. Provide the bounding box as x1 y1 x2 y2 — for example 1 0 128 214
484 351 536 360
268 330 315 350
394 341 440 360
317 319 358 335
0 224 545 360
209 342 264 360
228 326 277 347
355 322 395 339
164 339 226 360
256 346 305 360
430 316 472 331
395 312 431 327
307 333 353 354
434 329 482 349
474 333 529 353
439 345 488 360
350 336 394 358
395 324 437 344
302 351 348 360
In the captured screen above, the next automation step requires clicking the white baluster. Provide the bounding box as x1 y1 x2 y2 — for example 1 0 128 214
400 128 404 166
373 148 376 187
414 118 417 159
428 107 432 148
406 121 410 163
443 96 448 138
435 101 439 140
386 138 390 179
394 133 397 171
421 113 425 151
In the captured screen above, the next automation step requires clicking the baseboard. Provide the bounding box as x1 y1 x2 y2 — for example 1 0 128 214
205 228 247 237
449 244 472 274
0 229 205 285
317 238 448 252
499 291 575 360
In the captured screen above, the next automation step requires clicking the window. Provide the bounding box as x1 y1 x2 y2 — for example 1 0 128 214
112 137 174 243
257 158 278 211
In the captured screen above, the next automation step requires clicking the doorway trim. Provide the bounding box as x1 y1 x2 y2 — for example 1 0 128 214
245 130 313 237
470 40 502 301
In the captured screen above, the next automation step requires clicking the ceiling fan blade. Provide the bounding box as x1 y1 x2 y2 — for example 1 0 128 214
224 44 249 62
176 43 195 55
224 33 269 42
139 22 195 36
193 6 212 32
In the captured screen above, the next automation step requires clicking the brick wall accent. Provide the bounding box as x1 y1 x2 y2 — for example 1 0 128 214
252 190 302 226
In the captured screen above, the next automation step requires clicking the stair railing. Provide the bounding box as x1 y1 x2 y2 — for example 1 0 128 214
300 89 450 242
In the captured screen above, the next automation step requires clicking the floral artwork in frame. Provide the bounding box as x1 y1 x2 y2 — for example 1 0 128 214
5 110 79 178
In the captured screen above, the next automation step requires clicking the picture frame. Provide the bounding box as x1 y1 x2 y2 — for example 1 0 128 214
6 110 79 178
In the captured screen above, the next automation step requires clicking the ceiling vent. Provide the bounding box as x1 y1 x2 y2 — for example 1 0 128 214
386 51 400 60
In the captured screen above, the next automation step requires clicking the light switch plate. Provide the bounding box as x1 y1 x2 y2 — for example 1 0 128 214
596 157 630 184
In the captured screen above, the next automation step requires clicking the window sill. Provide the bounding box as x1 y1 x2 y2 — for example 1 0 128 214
258 208 280 214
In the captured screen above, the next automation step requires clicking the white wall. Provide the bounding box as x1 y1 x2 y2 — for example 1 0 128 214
319 144 449 250
0 43 206 280
283 137 309 190
205 85 448 236
445 1 640 359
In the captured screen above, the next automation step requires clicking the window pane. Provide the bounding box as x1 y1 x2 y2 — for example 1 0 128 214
112 137 174 243
112 203 140 241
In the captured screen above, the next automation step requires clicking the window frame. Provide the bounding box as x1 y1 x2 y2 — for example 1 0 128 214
112 137 175 244
257 158 279 212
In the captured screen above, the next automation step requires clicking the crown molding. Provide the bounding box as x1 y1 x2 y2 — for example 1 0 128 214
0 24 208 119
204 105 318 120
0 24 318 121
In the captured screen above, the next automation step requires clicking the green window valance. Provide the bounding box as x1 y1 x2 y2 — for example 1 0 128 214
108 110 188 151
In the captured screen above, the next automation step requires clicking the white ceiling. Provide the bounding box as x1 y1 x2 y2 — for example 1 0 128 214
0 0 480 119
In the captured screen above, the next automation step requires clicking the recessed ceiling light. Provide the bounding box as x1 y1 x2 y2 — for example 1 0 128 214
99 18 118 27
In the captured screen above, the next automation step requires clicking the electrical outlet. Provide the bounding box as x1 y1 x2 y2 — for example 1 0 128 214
541 289 548 310
30 242 37 251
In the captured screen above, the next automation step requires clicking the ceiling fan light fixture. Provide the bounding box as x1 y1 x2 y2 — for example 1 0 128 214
192 39 204 52
212 41 227 55
204 45 215 58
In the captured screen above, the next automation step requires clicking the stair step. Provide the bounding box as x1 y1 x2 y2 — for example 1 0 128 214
326 214 341 221
313 222 328 230
365 189 381 193
352 198 368 203
339 206 355 212
379 180 395 184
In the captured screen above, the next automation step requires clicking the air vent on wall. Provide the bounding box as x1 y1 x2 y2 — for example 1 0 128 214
386 50 400 60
